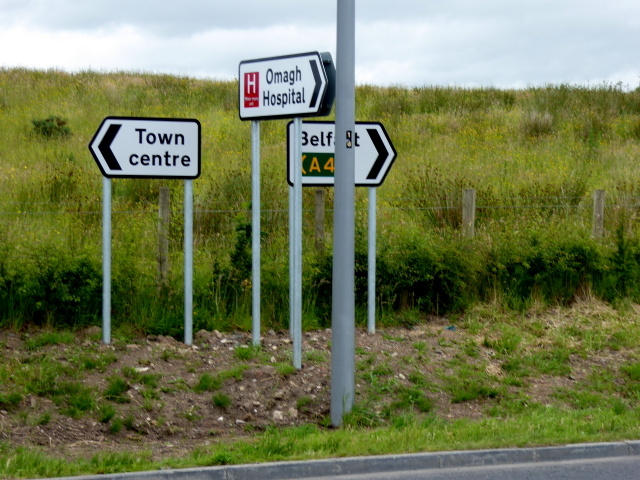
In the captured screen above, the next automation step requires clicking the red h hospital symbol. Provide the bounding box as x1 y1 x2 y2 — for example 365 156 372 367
244 72 259 108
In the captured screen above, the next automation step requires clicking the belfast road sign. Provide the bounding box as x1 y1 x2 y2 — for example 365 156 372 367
89 117 201 179
239 52 335 120
287 121 397 187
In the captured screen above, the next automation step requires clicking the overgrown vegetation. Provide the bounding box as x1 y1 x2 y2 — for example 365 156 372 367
1 69 640 334
2 69 640 478
31 115 71 138
1 300 640 478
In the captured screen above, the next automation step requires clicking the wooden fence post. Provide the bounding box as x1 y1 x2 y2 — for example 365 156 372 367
158 186 170 286
592 189 605 239
315 188 326 254
462 188 476 237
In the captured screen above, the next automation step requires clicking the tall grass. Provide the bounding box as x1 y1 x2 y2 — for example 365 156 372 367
1 68 640 332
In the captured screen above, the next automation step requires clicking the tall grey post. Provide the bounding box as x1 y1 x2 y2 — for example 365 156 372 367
184 180 193 346
289 172 294 341
293 117 303 369
251 121 261 346
368 187 376 334
102 177 112 344
331 0 356 427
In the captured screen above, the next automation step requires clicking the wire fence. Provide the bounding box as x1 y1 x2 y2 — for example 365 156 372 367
3 192 640 231
4 198 640 213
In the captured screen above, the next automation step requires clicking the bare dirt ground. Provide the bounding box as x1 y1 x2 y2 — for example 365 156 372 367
0 303 631 463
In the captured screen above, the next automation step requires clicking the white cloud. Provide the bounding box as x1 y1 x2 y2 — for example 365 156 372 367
0 25 145 72
0 0 639 89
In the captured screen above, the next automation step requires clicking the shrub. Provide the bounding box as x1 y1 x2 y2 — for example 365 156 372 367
212 393 231 409
576 111 611 143
207 222 253 318
32 116 71 138
378 232 479 315
104 377 130 403
63 388 95 418
312 230 479 320
234 345 259 361
389 387 434 413
598 223 640 301
98 404 116 423
18 252 102 327
193 373 222 393
521 110 554 138
486 231 607 309
0 392 23 410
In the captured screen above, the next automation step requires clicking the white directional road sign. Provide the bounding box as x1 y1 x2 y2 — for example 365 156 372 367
287 121 397 187
239 52 333 120
89 117 201 179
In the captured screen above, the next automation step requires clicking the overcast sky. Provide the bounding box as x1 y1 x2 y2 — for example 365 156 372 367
1 0 639 89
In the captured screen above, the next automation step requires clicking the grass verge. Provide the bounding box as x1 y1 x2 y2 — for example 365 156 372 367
1 407 639 478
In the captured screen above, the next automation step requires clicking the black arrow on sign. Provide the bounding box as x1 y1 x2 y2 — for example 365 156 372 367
309 59 322 109
99 123 122 170
366 128 389 180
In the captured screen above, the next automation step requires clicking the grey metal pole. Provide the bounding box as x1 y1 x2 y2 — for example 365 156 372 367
293 117 303 369
289 177 294 341
184 179 193 346
102 176 111 344
331 0 356 426
251 121 261 346
368 187 376 334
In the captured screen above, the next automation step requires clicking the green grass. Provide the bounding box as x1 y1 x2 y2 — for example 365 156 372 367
274 362 296 377
233 345 260 361
0 392 23 410
483 325 522 356
2 407 640 478
212 392 232 409
24 331 75 351
73 351 118 372
218 365 249 381
98 404 116 423
0 299 637 477
104 377 130 403
193 372 222 393
182 407 202 422
387 387 434 414
60 384 95 418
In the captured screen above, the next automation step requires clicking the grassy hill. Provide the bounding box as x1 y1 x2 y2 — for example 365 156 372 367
2 69 640 478
1 68 640 333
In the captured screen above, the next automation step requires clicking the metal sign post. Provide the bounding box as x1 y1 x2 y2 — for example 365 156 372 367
292 117 303 369
251 121 261 347
368 187 377 334
102 177 112 344
239 52 335 362
331 0 356 427
184 179 194 346
89 116 201 345
286 121 396 337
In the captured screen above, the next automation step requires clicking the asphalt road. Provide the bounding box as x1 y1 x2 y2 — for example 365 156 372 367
305 456 640 479
43 441 640 480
